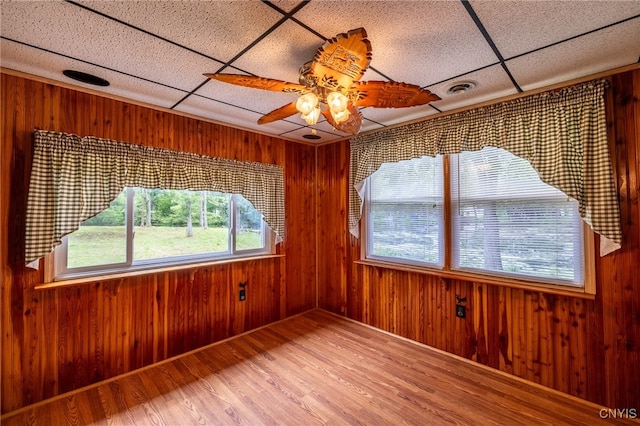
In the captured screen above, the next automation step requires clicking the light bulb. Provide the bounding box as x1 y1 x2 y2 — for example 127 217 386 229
331 109 351 124
326 91 348 113
301 106 320 125
296 93 319 115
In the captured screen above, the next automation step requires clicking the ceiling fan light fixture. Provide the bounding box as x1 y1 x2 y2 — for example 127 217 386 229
296 92 319 115
326 91 349 113
331 109 351 124
301 106 321 126
207 28 440 135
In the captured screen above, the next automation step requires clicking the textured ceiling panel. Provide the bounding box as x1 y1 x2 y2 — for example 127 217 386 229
173 93 302 137
1 0 639 144
292 1 498 85
0 0 224 92
358 118 386 135
197 78 301 119
0 39 187 109
359 104 439 129
507 19 640 91
268 1 306 14
227 20 325 83
472 0 640 58
429 64 518 112
281 126 344 143
75 0 286 66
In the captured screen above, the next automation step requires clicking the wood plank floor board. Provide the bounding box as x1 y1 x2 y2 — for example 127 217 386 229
2 309 637 425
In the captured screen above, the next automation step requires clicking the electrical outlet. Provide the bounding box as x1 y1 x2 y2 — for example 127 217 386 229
239 281 247 301
456 304 466 319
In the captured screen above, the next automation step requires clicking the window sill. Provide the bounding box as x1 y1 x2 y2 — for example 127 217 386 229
354 259 595 300
36 254 285 291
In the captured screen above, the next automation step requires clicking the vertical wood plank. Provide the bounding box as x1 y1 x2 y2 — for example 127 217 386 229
284 142 316 316
1 72 309 413
2 69 640 414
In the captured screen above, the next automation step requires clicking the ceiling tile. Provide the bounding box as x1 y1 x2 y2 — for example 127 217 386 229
311 119 355 138
0 39 187 109
279 126 345 144
0 0 224 91
74 0 286 65
506 20 640 91
359 119 386 134
471 0 640 59
429 64 519 112
196 77 301 119
2 0 638 144
360 104 439 129
291 1 499 85
174 94 303 140
229 20 326 82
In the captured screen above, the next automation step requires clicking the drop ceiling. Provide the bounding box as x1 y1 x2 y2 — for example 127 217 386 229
1 0 639 144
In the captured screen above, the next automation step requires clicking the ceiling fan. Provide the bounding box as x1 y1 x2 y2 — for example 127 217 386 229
205 28 441 135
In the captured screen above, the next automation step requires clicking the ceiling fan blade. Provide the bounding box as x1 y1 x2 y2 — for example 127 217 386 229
348 81 441 108
258 102 300 125
322 103 362 135
310 28 372 92
205 74 309 94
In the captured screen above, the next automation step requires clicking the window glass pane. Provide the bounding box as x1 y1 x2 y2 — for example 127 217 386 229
57 188 272 279
67 190 127 268
369 202 443 264
371 156 443 200
235 195 265 251
368 156 444 266
451 148 583 285
133 189 231 260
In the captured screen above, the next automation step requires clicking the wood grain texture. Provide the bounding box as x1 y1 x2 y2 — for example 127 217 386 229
2 68 638 415
285 142 317 316
316 142 349 315
4 309 631 425
316 69 640 409
0 72 316 413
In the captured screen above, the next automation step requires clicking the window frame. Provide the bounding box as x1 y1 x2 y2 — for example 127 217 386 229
361 153 596 296
364 155 446 269
49 188 274 282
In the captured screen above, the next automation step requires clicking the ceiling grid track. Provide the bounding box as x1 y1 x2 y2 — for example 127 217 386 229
460 0 522 93
171 1 312 109
2 0 637 143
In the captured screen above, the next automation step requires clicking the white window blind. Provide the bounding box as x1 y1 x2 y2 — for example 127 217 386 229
450 147 584 285
366 156 444 267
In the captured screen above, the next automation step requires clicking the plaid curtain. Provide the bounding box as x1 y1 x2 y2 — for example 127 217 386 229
349 79 621 256
25 130 285 265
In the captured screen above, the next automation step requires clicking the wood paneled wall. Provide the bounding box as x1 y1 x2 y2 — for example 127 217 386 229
0 72 316 413
2 68 637 414
316 69 640 409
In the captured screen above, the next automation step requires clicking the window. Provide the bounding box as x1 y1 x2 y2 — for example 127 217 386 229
53 188 273 280
366 156 444 267
365 148 590 290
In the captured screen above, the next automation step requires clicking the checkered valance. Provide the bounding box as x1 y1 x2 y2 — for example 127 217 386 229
350 79 621 256
25 130 285 265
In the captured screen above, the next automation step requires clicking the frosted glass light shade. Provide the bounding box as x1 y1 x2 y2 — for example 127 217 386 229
296 93 319 115
301 106 321 125
332 109 351 124
326 91 348 113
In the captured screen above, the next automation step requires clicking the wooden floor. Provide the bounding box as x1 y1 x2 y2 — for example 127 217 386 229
2 309 636 425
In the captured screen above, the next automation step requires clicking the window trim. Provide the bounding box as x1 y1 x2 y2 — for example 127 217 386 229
47 189 275 282
40 253 283 291
361 154 596 296
365 198 446 269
